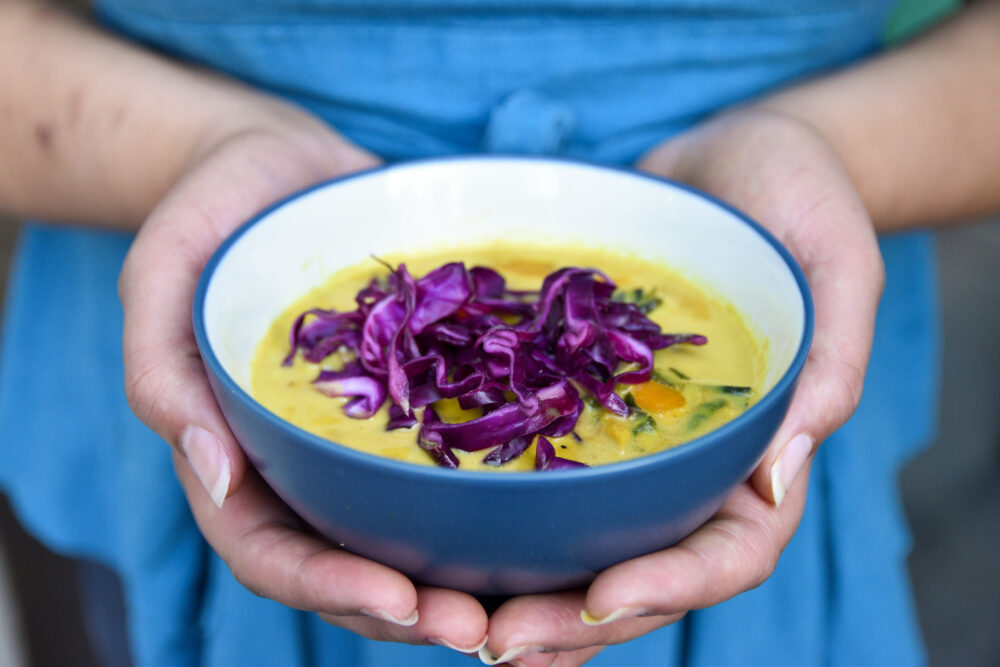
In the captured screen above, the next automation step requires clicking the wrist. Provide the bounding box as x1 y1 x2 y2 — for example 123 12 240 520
186 90 375 190
0 2 367 227
639 107 850 209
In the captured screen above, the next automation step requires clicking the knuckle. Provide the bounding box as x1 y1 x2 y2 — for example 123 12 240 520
224 522 304 606
710 507 784 593
123 358 172 435
747 541 781 590
123 347 204 444
870 254 887 296
365 624 404 643
829 357 866 418
742 544 780 592
636 560 684 605
117 260 132 302
711 524 773 591
807 347 867 428
229 566 266 599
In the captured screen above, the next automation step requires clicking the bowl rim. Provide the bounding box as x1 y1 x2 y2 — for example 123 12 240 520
193 154 814 486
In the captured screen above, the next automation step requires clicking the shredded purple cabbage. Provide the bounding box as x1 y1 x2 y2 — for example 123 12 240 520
483 435 533 466
535 436 589 471
285 261 706 469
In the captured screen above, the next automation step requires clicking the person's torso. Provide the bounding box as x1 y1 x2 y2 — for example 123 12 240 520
95 0 895 162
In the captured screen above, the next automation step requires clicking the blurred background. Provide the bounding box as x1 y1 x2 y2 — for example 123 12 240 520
1 0 999 664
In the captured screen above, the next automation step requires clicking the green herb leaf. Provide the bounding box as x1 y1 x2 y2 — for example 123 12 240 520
633 415 657 435
613 287 663 315
717 385 752 395
687 399 728 431
651 368 678 387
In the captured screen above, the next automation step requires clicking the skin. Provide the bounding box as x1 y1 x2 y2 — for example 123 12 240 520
484 109 878 665
1 0 999 663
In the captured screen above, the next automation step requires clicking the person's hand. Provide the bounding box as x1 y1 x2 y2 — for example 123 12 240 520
119 109 489 652
480 108 884 666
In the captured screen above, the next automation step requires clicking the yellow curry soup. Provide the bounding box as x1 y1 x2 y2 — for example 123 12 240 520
252 244 766 471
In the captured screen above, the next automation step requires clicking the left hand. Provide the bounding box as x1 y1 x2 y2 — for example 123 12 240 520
480 108 885 666
119 110 489 652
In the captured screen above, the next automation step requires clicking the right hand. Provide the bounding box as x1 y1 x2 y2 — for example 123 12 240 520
119 109 489 652
481 107 883 666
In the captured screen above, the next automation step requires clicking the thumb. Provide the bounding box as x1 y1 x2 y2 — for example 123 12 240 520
118 128 379 507
751 235 883 506
120 208 248 508
751 343 865 506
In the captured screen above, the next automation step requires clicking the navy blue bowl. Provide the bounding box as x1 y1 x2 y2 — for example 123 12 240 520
194 156 813 595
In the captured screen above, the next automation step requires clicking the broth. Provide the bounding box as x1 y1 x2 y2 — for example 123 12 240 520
251 244 765 471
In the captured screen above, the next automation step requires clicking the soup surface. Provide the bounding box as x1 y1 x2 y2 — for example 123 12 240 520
252 244 766 471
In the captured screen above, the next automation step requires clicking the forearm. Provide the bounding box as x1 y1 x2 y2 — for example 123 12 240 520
0 0 325 228
756 1 1000 231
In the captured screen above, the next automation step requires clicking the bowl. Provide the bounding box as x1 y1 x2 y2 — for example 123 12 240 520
193 156 813 595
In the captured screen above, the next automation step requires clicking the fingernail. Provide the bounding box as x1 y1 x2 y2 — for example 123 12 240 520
770 433 814 507
580 606 646 626
179 425 231 509
361 607 419 627
429 635 488 653
478 644 544 665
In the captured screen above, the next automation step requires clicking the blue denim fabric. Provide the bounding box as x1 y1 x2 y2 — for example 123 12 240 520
0 2 937 665
96 0 894 164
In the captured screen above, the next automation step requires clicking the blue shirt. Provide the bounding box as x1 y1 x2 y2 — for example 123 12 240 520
0 2 938 665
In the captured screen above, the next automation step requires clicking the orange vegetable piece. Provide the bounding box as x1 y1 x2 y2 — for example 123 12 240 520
600 415 631 446
631 381 686 414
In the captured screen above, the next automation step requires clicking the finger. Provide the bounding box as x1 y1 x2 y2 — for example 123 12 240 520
749 181 884 506
121 223 243 509
485 474 805 661
580 471 809 625
119 131 378 507
518 645 605 667
481 591 681 663
548 647 606 667
519 651 558 667
173 449 422 625
319 586 489 652
120 178 260 508
637 112 884 507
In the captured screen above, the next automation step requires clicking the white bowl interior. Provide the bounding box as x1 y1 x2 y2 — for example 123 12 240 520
204 159 805 399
